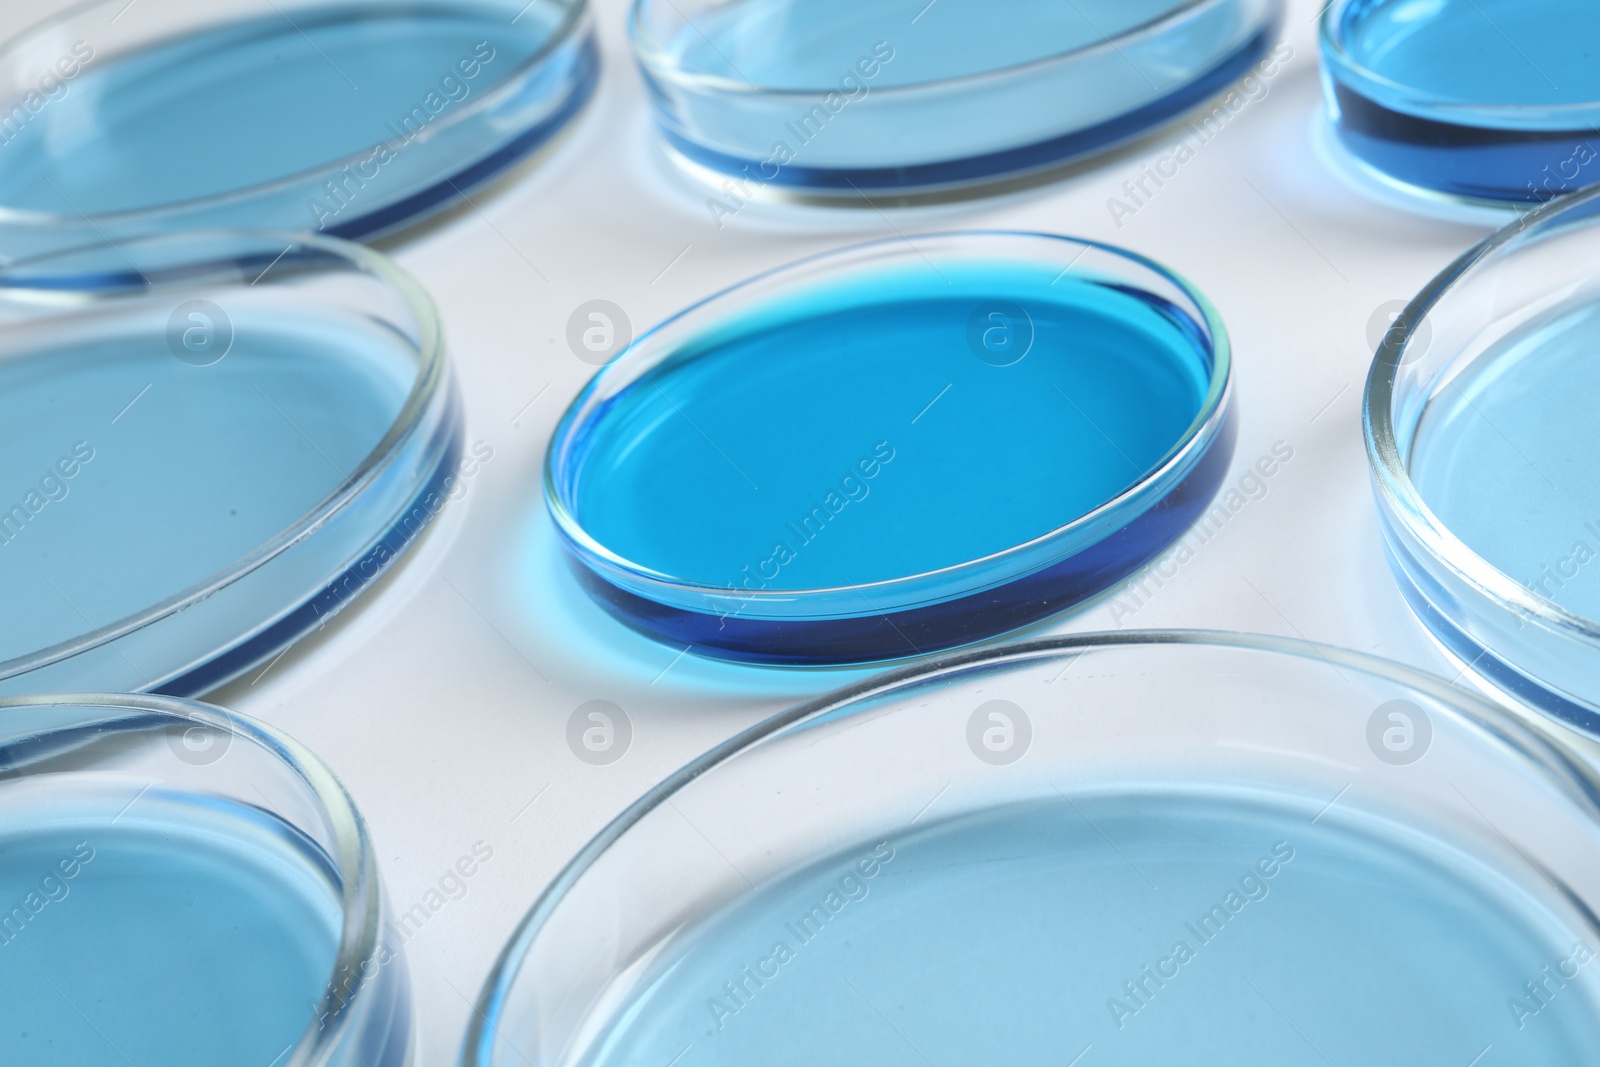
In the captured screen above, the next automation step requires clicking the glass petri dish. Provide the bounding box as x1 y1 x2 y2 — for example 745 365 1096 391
1321 0 1600 206
1365 186 1600 736
0 693 410 1066
0 231 461 697
462 630 1600 1066
0 0 596 256
546 232 1234 666
629 0 1287 197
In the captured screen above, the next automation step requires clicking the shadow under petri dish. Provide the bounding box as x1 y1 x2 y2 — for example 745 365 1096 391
572 794 1600 1064
0 783 341 1065
0 307 411 679
1324 0 1600 203
0 1 593 243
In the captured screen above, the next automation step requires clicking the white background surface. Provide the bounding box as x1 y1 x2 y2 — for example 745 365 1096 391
7 0 1532 1061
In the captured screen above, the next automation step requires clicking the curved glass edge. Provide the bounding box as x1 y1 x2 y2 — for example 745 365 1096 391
332 30 600 243
572 405 1235 665
458 629 1600 1066
1319 0 1600 204
0 231 457 695
0 692 413 1067
0 1 597 253
544 233 1232 655
1363 185 1600 730
156 388 465 697
640 9 1282 194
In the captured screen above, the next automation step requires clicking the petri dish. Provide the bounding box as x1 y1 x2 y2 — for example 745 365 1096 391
546 232 1234 665
0 231 461 697
1366 186 1600 736
462 630 1600 1066
0 692 410 1066
0 0 596 256
630 0 1287 197
1321 0 1600 206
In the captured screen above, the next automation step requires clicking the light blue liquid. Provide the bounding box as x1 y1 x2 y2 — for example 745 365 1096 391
571 269 1210 591
675 0 1194 89
641 0 1278 188
0 4 562 218
0 785 341 1065
1410 300 1600 619
1340 0 1600 109
577 795 1600 1066
0 311 411 664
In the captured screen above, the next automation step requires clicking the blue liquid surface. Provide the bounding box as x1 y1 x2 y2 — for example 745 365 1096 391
646 0 1279 188
676 0 1190 89
0 311 411 665
571 268 1211 592
1410 300 1600 620
0 785 341 1065
0 4 561 218
1329 0 1600 201
577 795 1600 1066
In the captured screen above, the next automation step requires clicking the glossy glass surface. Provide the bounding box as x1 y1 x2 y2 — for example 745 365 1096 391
1365 185 1600 734
0 693 411 1067
548 234 1233 665
0 0 596 255
0 231 460 696
631 0 1285 195
1322 0 1600 204
463 632 1600 1066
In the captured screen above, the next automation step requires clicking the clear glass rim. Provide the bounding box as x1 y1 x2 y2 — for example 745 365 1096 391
0 690 387 1067
1319 0 1600 123
544 230 1232 610
459 627 1600 1065
0 0 592 227
0 228 450 683
1362 183 1600 647
627 0 1241 99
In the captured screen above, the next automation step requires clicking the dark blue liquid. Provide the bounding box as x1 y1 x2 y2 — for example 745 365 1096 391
576 795 1600 1065
563 265 1229 662
1330 0 1600 202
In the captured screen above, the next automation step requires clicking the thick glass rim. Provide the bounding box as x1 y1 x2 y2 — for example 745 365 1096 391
628 0 1228 98
1362 184 1600 647
1319 0 1600 125
459 627 1600 1065
0 0 592 227
0 690 388 1066
0 228 449 683
544 230 1232 609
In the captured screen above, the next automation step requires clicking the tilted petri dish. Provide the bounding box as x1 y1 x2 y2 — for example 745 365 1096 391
1321 0 1600 206
546 232 1234 665
1365 186 1600 736
0 693 410 1066
0 0 596 256
629 0 1287 197
0 231 461 697
462 631 1600 1066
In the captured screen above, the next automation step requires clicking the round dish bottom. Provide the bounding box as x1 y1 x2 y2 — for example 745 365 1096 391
574 791 1600 1064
